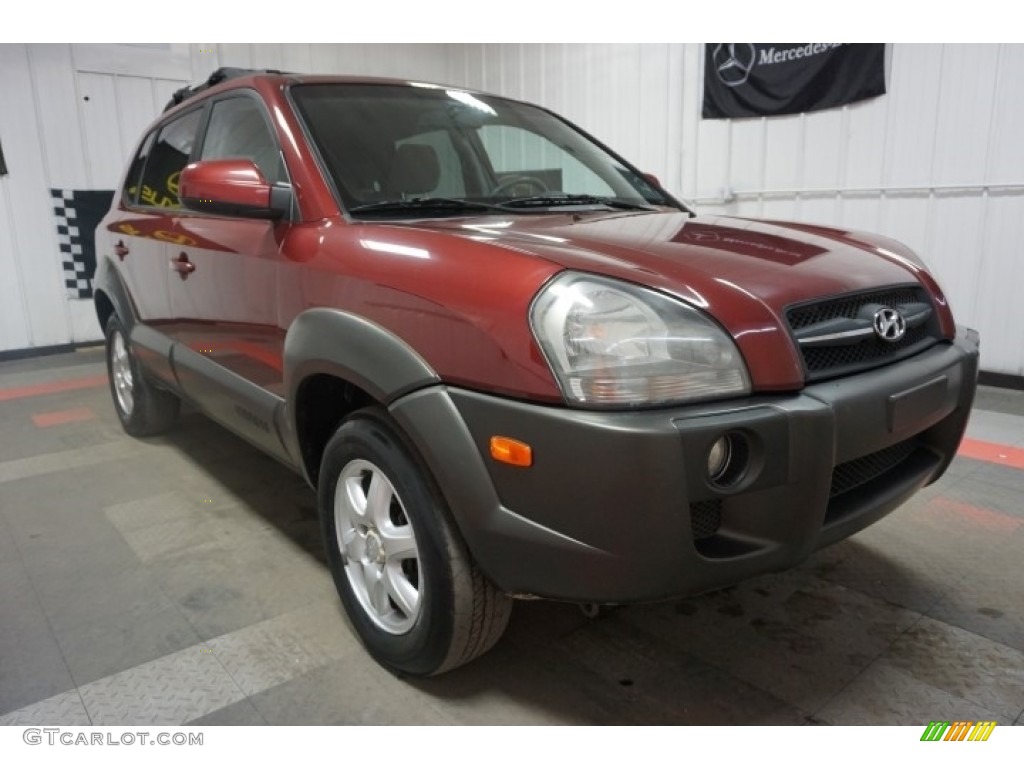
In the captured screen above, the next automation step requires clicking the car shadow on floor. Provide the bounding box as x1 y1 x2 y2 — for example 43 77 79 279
158 409 326 562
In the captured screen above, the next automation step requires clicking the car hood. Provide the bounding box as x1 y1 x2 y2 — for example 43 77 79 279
408 210 954 390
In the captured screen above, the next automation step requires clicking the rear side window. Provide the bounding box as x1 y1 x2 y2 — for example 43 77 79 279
121 131 155 205
137 108 203 209
200 96 284 184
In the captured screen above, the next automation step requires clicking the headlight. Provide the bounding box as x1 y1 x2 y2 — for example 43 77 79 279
530 272 750 407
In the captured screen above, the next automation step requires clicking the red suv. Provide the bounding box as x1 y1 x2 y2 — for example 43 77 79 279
94 68 979 676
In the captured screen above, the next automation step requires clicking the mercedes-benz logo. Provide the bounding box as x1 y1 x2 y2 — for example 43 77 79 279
712 44 756 88
873 307 907 342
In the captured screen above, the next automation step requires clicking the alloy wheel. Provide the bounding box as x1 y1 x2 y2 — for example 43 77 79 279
110 331 135 416
335 459 422 634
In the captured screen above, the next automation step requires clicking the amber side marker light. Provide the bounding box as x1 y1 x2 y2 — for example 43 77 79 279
490 436 533 467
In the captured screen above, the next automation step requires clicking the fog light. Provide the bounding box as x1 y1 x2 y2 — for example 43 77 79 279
707 436 731 480
707 431 750 488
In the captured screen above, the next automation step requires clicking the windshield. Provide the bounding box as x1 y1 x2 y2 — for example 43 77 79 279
290 83 675 216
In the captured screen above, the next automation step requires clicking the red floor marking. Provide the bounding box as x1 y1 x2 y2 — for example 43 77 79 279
927 495 1022 534
957 437 1024 471
0 374 108 402
31 406 97 428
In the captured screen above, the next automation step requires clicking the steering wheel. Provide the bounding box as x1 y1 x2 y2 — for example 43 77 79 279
490 174 549 198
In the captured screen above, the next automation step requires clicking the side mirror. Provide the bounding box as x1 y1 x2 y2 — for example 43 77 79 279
179 159 291 219
642 172 662 189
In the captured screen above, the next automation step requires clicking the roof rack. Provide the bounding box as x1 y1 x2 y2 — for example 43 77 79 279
163 68 290 112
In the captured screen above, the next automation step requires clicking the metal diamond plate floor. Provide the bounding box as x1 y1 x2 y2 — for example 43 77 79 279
1 346 1022 726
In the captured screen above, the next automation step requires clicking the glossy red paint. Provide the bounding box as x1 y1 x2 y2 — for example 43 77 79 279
106 217 224 251
758 219 956 339
277 219 564 400
161 213 288 395
360 211 949 393
179 159 273 212
268 205 950 397
97 73 960 401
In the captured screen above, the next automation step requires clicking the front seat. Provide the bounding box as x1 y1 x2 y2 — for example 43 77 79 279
387 144 441 199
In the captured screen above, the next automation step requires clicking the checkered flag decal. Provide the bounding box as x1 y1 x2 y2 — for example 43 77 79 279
50 188 114 300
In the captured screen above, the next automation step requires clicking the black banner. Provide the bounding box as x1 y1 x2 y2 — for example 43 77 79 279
703 43 886 119
50 189 115 300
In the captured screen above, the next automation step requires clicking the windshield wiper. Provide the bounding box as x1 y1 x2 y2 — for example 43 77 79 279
348 197 514 215
348 195 657 216
500 194 656 211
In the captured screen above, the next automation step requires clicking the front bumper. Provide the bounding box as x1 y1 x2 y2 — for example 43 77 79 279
389 328 979 603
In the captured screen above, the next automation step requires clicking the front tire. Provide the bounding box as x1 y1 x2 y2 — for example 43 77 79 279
104 315 180 437
319 407 512 676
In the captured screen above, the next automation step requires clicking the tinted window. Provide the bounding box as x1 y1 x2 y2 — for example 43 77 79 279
292 84 670 214
200 96 284 184
479 124 614 197
394 130 466 198
122 131 155 205
138 108 203 209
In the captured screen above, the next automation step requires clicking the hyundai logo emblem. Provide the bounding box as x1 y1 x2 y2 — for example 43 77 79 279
873 307 907 342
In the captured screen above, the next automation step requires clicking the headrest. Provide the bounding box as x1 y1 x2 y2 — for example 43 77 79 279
388 144 440 196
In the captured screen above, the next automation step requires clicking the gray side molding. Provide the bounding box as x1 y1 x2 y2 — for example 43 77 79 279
388 386 613 594
282 309 441 484
92 257 138 331
283 308 440 406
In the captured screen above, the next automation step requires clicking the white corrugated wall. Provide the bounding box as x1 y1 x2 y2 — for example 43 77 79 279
445 43 1024 378
2 43 1021 378
0 43 449 354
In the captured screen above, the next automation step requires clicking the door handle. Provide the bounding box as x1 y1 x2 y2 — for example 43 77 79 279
114 240 129 260
171 252 195 280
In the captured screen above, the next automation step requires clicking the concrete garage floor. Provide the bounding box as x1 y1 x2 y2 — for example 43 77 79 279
1 346 1022 727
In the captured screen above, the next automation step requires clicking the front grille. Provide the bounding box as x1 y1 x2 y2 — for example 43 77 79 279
788 287 924 330
786 286 940 381
830 438 919 498
690 499 722 540
802 324 931 372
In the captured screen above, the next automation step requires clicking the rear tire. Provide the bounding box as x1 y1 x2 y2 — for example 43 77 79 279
319 407 512 676
105 315 180 437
